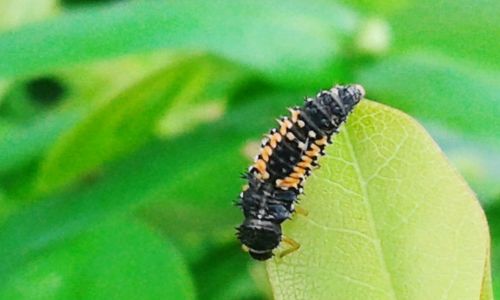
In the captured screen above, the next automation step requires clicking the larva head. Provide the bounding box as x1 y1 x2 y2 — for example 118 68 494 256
336 84 365 111
237 218 281 260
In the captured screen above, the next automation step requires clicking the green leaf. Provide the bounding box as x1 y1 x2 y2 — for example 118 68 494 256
0 108 84 175
0 0 58 111
267 101 491 299
0 52 175 176
337 0 409 15
357 52 500 144
36 54 240 194
485 202 500 296
191 243 270 300
0 217 195 300
388 0 500 70
0 0 57 31
0 0 358 86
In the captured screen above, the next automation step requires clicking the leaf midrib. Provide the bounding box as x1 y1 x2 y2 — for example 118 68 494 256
343 126 398 300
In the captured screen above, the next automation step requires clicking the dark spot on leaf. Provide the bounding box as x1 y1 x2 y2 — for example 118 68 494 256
25 76 66 106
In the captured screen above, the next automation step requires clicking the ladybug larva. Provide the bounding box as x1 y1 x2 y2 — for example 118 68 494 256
236 84 365 260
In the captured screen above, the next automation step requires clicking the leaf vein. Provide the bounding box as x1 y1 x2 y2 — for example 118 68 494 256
343 127 398 300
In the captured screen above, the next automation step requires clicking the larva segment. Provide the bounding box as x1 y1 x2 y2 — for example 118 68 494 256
275 142 319 190
273 133 331 191
250 108 304 181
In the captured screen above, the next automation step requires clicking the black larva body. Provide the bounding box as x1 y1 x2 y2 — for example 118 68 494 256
236 84 365 260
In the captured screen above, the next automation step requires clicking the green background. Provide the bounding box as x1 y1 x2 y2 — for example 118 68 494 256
0 0 498 299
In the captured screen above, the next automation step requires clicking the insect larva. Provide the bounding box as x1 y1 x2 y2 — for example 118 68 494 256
236 84 365 260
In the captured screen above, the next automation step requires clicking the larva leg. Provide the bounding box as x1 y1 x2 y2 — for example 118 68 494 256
278 236 301 258
294 206 309 217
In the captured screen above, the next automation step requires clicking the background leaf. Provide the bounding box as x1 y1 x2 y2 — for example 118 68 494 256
426 124 500 203
35 54 242 194
485 202 500 294
358 52 500 144
0 91 295 281
0 0 358 87
0 217 195 300
0 52 176 176
0 0 58 30
387 0 500 71
267 101 491 299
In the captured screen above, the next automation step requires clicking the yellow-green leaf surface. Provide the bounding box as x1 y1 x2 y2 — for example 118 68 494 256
267 101 491 300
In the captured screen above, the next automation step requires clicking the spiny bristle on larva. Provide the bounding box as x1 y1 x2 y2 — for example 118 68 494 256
289 108 300 122
279 122 287 135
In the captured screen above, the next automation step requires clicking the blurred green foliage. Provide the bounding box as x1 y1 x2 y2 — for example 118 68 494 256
0 0 498 299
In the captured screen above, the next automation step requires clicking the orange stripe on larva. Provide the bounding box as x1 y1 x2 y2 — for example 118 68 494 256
292 167 307 178
278 118 293 135
264 146 273 156
310 143 321 151
260 146 273 162
254 159 267 174
306 143 321 157
297 161 312 169
261 151 269 162
301 155 313 163
293 166 305 173
289 172 304 179
315 136 328 146
268 134 277 148
280 177 301 188
275 177 300 189
283 176 300 183
267 133 282 149
305 150 319 158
